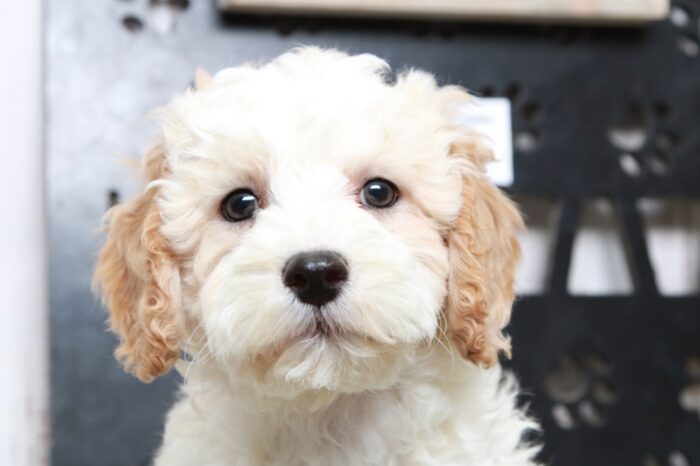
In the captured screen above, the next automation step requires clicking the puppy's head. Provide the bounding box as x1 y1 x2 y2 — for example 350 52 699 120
94 48 523 397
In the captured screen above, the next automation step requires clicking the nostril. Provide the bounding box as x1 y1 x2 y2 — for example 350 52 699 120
285 272 308 290
324 265 348 285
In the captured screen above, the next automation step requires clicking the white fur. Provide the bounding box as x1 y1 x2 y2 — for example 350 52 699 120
134 47 539 465
159 347 538 466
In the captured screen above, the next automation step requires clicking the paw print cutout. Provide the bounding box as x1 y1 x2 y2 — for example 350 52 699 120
669 1 699 58
642 450 691 466
477 82 542 154
638 356 698 466
115 0 189 35
544 351 618 430
679 355 700 418
608 101 681 177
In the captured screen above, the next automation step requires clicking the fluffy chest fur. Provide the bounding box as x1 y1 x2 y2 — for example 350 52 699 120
156 350 538 466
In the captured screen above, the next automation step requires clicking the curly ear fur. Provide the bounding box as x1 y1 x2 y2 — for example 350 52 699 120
447 133 524 367
93 143 183 382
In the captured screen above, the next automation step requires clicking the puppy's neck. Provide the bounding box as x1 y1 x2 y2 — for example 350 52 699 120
176 342 469 415
166 348 525 465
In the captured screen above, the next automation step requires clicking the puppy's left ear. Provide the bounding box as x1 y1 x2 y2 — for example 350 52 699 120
446 133 524 367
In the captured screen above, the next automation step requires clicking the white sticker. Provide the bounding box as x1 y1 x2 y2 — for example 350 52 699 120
455 97 514 187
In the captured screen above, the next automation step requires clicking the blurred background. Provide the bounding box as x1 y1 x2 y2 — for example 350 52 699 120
1 0 699 465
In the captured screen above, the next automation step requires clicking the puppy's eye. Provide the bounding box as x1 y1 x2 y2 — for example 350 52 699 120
360 178 398 208
221 189 259 222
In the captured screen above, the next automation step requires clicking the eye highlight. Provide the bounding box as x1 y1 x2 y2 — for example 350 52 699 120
360 178 399 208
221 189 259 222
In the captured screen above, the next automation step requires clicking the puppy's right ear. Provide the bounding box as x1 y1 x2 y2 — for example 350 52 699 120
93 143 183 383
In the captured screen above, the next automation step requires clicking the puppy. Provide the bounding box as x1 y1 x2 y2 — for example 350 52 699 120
94 47 540 466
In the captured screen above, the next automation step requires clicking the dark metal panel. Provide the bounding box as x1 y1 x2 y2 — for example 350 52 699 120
509 297 700 465
48 1 700 465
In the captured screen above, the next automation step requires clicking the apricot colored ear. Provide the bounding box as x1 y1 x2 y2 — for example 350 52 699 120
447 136 524 367
93 143 183 382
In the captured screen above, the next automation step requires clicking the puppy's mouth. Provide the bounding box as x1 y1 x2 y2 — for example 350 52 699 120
248 312 344 367
308 308 342 339
303 309 382 347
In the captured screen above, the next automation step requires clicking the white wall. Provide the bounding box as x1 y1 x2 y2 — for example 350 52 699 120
0 1 49 465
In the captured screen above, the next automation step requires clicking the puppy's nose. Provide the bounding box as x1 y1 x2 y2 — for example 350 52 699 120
282 251 349 307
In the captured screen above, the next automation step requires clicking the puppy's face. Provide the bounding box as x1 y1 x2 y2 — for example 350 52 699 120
94 49 523 397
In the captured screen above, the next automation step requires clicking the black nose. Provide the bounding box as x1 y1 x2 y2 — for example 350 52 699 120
282 251 349 307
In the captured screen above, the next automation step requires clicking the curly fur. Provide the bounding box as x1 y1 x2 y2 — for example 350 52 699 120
93 143 183 382
447 133 524 365
93 47 540 465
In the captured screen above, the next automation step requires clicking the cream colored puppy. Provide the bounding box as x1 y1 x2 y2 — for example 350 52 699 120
94 47 540 466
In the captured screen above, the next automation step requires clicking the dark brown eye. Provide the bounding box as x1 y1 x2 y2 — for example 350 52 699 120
360 178 398 208
221 189 259 222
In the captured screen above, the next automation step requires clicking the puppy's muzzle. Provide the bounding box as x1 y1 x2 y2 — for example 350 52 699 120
282 251 348 307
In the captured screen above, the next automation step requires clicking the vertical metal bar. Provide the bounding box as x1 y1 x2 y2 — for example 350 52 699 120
615 199 659 296
547 197 580 295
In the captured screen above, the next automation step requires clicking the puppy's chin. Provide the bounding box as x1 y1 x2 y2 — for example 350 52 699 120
234 333 417 403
